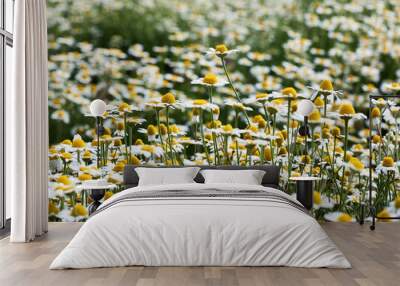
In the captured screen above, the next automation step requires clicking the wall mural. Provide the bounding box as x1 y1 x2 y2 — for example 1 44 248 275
47 0 400 222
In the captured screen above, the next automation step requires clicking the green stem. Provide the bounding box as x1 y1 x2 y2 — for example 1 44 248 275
222 135 229 164
287 99 292 179
165 107 175 165
155 109 166 163
323 93 328 118
123 112 128 162
214 133 221 165
235 139 240 165
221 57 250 125
343 118 349 162
262 104 270 133
199 110 211 165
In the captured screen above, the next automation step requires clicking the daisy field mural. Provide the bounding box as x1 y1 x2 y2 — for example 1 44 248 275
47 0 400 222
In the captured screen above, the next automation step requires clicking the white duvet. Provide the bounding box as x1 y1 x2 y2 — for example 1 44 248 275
50 183 351 269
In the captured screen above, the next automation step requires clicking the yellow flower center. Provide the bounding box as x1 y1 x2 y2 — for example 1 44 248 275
353 144 363 151
116 122 124 130
337 213 352 222
349 157 364 171
377 209 391 221
114 139 122 146
179 136 191 142
78 173 92 181
395 197 400 209
309 110 321 122
130 155 141 165
134 139 144 145
291 102 298 112
48 201 59 215
313 191 321 205
119 102 130 112
230 140 245 150
212 107 220 115
159 124 168 135
147 124 157 136
382 157 394 167
233 103 245 111
141 145 154 153
252 115 264 123
60 152 73 160
113 162 125 172
256 93 268 100
70 203 88 217
314 96 324 107
246 124 258 133
289 120 298 128
82 150 92 159
264 147 272 161
203 73 218 85
335 146 344 154
390 82 400 89
258 119 267 128
272 98 284 105
222 124 233 132
300 155 311 164
281 87 297 98
161 92 176 104
371 107 381 118
101 134 112 141
215 44 228 54
345 153 352 162
313 132 321 140
169 124 180 133
320 79 333 91
208 120 222 129
57 175 71 185
372 135 381 144
193 99 208 105
322 127 330 139
104 191 113 201
104 127 111 135
72 137 86 148
339 102 355 115
61 139 72 145
278 147 287 155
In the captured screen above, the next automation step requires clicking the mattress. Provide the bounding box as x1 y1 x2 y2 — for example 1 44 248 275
50 183 351 269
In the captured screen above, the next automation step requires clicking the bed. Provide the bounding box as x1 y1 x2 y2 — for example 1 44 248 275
50 165 351 269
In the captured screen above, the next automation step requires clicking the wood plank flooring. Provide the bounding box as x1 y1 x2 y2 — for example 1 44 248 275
0 222 399 286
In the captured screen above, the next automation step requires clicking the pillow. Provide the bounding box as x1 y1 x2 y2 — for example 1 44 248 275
200 169 265 185
135 167 201 186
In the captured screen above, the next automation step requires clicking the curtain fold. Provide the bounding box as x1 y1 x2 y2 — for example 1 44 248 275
8 0 48 242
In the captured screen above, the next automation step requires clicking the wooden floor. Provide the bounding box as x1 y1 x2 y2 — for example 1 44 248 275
0 223 399 286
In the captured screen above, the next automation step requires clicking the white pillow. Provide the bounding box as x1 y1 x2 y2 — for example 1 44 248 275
135 167 200 186
200 169 265 185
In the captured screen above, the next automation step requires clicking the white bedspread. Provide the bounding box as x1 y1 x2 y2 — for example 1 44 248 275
50 183 351 269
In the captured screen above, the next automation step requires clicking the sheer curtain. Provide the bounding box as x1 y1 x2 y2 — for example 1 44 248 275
8 0 48 242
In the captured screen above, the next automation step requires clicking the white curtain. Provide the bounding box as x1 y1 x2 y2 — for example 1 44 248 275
8 0 49 242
